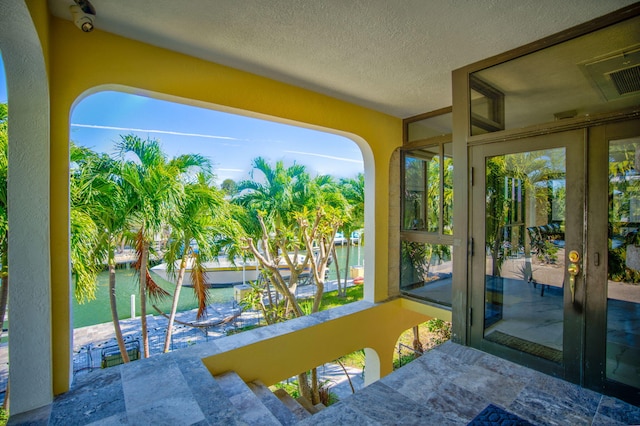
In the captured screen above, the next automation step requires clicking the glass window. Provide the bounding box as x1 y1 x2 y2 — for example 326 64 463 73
402 143 453 234
469 15 640 136
607 137 640 389
483 147 566 362
406 111 453 143
470 75 505 135
403 146 439 232
400 242 453 306
400 138 454 305
443 143 453 235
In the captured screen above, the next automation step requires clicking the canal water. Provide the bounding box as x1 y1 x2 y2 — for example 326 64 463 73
73 244 363 328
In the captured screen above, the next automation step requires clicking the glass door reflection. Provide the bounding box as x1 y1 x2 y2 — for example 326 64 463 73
607 138 640 389
483 148 566 362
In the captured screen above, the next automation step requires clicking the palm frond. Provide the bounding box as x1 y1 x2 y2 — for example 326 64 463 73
190 259 209 319
146 269 170 303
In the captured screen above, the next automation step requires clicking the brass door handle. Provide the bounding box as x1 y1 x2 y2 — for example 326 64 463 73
568 262 579 303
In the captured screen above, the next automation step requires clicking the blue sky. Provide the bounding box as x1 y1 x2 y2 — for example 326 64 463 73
0 54 363 184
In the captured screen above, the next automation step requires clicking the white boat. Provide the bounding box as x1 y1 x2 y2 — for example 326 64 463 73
150 255 309 288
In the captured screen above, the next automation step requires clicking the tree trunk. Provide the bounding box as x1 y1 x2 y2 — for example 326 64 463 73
297 371 312 403
164 257 187 353
412 325 423 354
342 237 352 297
109 262 130 363
312 279 324 313
331 245 342 296
311 367 320 404
140 242 150 358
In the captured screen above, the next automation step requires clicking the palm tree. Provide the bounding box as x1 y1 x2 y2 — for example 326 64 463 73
116 134 210 358
338 173 365 296
303 174 347 311
70 144 132 362
236 158 313 318
236 159 346 404
486 151 554 271
162 173 240 352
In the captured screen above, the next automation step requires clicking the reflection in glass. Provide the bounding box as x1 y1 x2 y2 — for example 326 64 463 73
403 147 439 232
402 146 453 234
607 139 640 388
483 148 566 362
400 242 452 306
443 143 453 235
468 16 640 135
470 75 505 136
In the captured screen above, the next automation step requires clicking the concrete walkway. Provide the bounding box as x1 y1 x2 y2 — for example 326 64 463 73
65 279 356 375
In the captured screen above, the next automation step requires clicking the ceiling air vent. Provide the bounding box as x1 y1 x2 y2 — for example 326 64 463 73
580 46 640 101
608 65 640 96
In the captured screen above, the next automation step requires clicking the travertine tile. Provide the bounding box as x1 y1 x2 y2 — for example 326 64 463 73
508 386 593 426
597 395 640 425
451 363 527 407
126 395 205 426
49 368 125 426
344 381 454 425
297 401 381 425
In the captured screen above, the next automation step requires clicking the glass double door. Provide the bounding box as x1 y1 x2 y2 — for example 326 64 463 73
469 120 640 403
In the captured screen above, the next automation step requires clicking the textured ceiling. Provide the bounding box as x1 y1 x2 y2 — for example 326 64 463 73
48 0 636 118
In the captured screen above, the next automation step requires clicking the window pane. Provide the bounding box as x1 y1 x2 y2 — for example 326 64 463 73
400 241 452 306
607 138 640 389
407 112 452 142
443 143 453 234
469 15 639 135
483 148 566 362
403 147 440 232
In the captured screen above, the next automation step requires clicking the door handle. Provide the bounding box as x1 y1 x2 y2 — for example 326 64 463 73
567 250 580 303
568 263 579 303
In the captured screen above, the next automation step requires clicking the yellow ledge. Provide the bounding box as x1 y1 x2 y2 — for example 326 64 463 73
202 298 450 386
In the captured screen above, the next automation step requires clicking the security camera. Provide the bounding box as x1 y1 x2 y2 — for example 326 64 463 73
70 4 95 33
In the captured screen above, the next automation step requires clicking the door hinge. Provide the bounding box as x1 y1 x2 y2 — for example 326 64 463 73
470 237 475 256
469 307 473 326
471 167 475 186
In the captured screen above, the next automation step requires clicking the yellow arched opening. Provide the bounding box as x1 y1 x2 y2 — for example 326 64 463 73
50 16 401 395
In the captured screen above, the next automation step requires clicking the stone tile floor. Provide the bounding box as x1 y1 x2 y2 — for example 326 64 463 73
302 342 640 425
10 336 640 425
6 297 640 425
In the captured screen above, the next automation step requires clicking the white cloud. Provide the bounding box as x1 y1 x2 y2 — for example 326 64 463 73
71 123 241 141
283 150 363 164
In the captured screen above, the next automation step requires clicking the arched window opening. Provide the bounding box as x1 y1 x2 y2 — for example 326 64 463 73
69 90 367 373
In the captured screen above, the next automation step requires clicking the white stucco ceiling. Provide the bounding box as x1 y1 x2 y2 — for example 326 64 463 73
48 0 637 118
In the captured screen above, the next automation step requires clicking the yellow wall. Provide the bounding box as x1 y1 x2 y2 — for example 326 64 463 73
203 299 450 385
46 16 402 393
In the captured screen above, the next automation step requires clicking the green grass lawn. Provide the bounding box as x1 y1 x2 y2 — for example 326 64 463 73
316 284 363 310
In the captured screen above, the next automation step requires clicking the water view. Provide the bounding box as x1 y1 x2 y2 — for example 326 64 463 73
73 244 363 328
